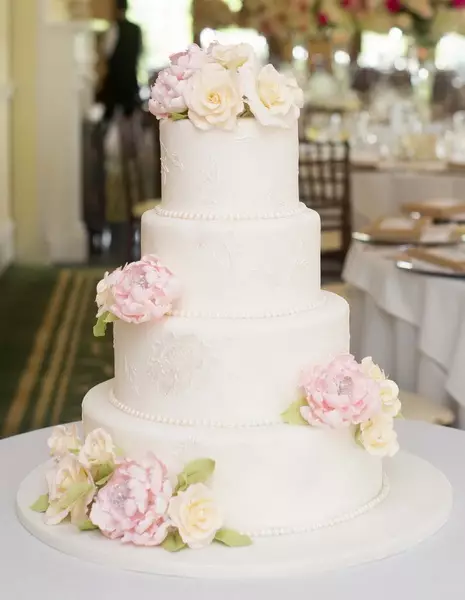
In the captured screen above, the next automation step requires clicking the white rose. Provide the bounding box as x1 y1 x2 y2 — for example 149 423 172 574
45 454 95 525
359 414 399 458
361 357 401 417
209 42 255 71
380 379 401 418
361 356 385 382
168 483 223 549
239 64 303 128
184 63 244 131
79 429 116 469
95 268 121 317
47 424 81 458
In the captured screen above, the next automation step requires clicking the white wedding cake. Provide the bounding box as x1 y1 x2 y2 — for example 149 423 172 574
17 43 451 577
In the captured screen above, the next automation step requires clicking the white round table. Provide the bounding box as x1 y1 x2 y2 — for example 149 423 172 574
1 421 464 598
343 242 465 426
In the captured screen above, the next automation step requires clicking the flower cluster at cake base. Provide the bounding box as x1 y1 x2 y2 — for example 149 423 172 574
30 426 252 551
149 42 304 130
93 254 181 337
281 355 401 457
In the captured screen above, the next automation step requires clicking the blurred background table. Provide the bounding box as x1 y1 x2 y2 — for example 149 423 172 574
351 166 465 231
343 242 465 426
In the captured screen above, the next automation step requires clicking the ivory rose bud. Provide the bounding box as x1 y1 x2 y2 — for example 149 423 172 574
358 414 400 457
47 424 81 458
45 454 95 525
209 42 255 70
184 63 244 131
78 429 117 469
168 483 223 549
240 64 304 128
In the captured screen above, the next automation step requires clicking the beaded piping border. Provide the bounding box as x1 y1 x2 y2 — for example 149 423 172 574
109 390 281 428
153 203 307 221
168 296 326 320
241 475 390 538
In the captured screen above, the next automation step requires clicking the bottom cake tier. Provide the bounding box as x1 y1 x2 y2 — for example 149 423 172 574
83 381 385 536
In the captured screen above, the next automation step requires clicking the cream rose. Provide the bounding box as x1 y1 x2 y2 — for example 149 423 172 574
361 357 401 417
168 483 223 549
358 414 399 458
184 63 244 131
209 42 255 71
45 454 95 525
239 64 303 128
47 424 81 458
380 379 401 418
78 429 117 469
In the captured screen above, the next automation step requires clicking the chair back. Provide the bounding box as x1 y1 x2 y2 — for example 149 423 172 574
299 140 352 256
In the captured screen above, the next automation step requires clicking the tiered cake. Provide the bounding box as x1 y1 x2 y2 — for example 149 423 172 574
17 43 452 577
83 116 383 535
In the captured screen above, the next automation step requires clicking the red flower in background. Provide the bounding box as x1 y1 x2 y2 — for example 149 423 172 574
318 12 329 26
453 0 465 6
385 0 402 12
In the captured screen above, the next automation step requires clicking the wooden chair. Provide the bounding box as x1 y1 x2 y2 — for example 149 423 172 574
299 140 352 270
117 112 160 261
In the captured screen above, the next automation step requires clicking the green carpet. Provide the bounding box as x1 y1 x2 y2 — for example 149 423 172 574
0 267 113 439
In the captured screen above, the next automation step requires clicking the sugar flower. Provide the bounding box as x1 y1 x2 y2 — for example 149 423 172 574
90 454 173 546
79 429 117 469
45 454 95 525
300 354 382 428
239 64 304 128
357 414 400 457
184 62 244 131
168 483 223 549
47 424 81 459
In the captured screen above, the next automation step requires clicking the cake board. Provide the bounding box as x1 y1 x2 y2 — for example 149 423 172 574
16 450 452 579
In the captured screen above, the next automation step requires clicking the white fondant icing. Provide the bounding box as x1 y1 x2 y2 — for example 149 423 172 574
112 292 349 426
141 208 321 316
82 383 384 535
160 119 300 216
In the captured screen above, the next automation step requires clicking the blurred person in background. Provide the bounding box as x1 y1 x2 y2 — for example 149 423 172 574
97 0 143 122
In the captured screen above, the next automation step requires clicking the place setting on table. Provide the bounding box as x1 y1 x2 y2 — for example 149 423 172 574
352 199 465 281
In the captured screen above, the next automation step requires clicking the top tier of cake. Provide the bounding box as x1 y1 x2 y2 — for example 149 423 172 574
158 119 301 218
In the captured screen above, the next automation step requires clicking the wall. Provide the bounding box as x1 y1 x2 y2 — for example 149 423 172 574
9 0 89 265
0 0 14 271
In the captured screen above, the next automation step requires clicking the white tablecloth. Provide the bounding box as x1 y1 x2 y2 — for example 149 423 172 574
2 423 465 598
343 242 465 425
351 167 465 230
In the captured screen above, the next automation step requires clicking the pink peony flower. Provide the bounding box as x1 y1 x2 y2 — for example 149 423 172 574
98 255 181 324
149 68 188 119
300 354 382 428
90 454 173 546
169 44 209 79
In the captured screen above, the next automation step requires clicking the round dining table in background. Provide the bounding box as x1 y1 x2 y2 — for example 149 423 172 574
343 242 465 426
1 423 465 598
350 165 465 231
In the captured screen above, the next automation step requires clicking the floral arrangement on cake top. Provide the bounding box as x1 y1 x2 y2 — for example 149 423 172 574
30 426 252 551
149 42 304 130
93 255 180 338
282 355 401 457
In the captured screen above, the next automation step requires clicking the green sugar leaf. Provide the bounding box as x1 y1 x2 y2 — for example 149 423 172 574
171 112 189 121
93 313 108 337
161 530 187 552
30 494 49 513
93 462 115 487
214 528 253 547
55 482 94 512
281 399 308 426
78 519 99 531
182 458 215 486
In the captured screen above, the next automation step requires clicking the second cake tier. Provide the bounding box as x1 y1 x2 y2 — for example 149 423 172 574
142 207 321 318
